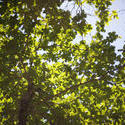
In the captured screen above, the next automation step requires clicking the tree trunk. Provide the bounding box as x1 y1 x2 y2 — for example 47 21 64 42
18 83 34 125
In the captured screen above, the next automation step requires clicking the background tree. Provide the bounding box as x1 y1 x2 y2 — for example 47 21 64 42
0 0 125 124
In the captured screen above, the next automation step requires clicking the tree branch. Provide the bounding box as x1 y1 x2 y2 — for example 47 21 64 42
43 78 97 101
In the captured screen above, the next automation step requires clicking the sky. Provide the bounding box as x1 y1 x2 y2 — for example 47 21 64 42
107 0 125 51
37 0 125 56
61 0 125 53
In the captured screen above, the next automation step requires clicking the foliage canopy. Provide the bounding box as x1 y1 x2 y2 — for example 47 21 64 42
0 0 125 124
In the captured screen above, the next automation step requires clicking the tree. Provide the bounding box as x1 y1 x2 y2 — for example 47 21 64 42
0 0 125 124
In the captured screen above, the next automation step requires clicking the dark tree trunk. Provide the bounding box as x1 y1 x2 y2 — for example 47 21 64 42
18 83 34 125
18 93 31 125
